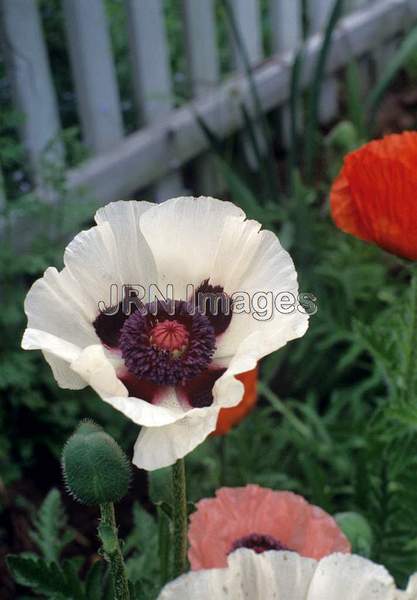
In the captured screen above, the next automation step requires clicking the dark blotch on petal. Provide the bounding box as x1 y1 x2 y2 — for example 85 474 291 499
194 280 232 336
93 287 142 349
93 304 129 349
181 369 226 408
119 370 160 403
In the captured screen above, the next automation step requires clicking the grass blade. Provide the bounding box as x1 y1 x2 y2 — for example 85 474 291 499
345 60 367 139
305 0 344 181
221 0 281 200
288 45 305 192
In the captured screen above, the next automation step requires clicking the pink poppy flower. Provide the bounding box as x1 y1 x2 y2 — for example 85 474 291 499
188 485 351 569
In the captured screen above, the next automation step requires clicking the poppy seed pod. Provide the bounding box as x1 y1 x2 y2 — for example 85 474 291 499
62 420 131 505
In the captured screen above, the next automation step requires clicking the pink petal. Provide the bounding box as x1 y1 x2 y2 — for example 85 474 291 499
188 485 351 570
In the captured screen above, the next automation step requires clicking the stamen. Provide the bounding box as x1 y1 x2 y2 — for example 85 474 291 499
229 533 289 555
119 300 216 387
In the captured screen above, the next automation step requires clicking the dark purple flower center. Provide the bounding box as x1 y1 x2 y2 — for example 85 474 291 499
229 533 290 555
119 300 216 386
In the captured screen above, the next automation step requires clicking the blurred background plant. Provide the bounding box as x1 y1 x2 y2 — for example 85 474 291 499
2 0 417 597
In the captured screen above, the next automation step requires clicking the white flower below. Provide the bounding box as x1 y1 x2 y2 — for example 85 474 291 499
22 197 309 470
157 549 414 600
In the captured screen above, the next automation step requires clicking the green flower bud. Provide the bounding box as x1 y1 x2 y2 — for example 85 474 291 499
326 121 360 152
334 511 373 557
62 420 131 505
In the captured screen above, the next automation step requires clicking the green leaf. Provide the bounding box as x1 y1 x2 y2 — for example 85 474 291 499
6 554 82 599
85 561 106 600
61 560 85 600
345 61 367 139
124 503 157 556
148 468 172 507
29 488 74 563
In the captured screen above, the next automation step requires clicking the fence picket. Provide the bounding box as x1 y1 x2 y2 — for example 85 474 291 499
0 0 63 186
228 0 265 170
125 0 184 202
65 0 417 207
62 0 123 154
269 0 303 147
229 0 263 69
182 0 221 194
307 0 339 124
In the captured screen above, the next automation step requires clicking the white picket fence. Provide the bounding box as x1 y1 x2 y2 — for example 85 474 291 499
1 0 417 209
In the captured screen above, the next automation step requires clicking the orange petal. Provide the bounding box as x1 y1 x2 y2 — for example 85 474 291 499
213 367 258 436
330 132 417 260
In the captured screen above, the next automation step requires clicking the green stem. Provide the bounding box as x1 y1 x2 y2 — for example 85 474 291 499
401 270 417 404
219 436 227 487
98 503 130 600
171 458 188 578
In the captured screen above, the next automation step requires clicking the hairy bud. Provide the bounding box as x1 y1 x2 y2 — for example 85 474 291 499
62 420 131 505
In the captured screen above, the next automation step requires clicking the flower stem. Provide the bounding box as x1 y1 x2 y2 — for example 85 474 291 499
219 436 227 486
401 270 417 404
171 458 188 578
98 502 130 600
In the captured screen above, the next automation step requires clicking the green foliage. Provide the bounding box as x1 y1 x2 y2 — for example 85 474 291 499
124 503 160 598
7 555 81 599
335 512 373 557
62 421 132 505
29 489 74 563
367 24 417 132
4 1 417 597
7 554 112 600
6 489 115 599
305 0 344 180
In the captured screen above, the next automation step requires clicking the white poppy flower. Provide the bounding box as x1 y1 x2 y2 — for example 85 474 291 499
22 197 308 470
157 548 410 600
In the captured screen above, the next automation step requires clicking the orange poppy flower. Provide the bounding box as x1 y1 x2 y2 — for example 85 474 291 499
213 367 258 435
330 132 417 260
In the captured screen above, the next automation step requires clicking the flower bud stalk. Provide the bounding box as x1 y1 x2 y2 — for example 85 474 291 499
172 458 188 578
99 502 130 600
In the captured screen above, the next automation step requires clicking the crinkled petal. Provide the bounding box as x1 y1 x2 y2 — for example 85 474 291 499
23 267 98 350
105 385 188 427
130 344 255 470
43 352 86 390
212 223 309 361
158 549 316 600
157 564 228 600
307 553 396 600
401 573 417 599
158 550 398 600
70 345 127 398
138 196 245 296
331 132 417 260
63 221 125 315
188 485 349 570
94 200 157 288
235 549 316 599
132 406 219 470
22 328 82 363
